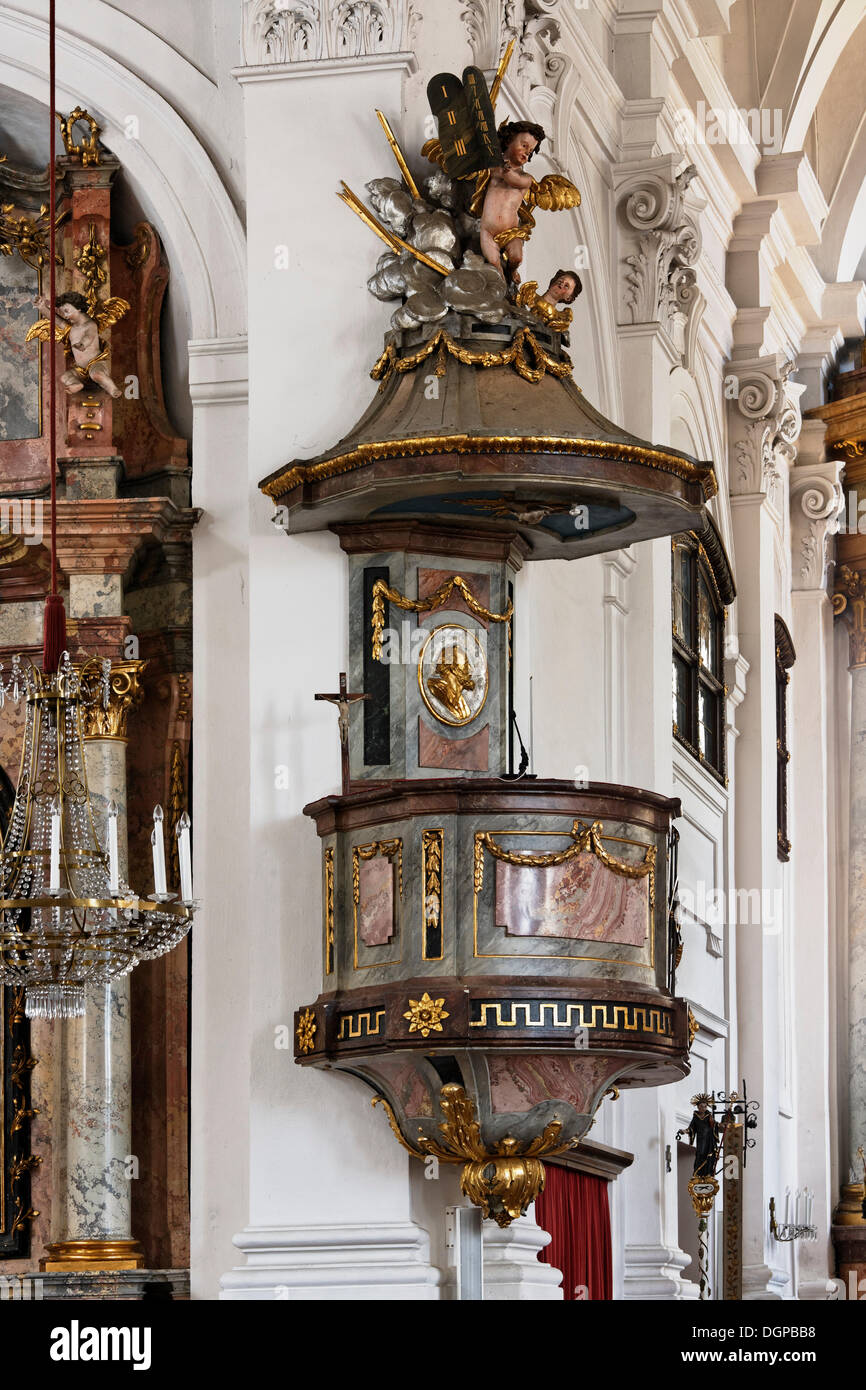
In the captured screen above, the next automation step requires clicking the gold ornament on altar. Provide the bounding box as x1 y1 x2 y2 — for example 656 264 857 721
58 108 103 166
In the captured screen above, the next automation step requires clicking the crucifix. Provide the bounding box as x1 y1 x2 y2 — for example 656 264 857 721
314 672 369 795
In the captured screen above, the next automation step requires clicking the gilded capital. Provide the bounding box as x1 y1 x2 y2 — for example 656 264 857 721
833 566 866 669
79 660 147 739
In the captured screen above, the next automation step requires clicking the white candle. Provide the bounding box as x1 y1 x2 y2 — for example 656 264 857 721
176 811 193 903
107 800 119 894
49 796 61 895
784 1188 790 1226
795 1190 802 1227
151 804 167 896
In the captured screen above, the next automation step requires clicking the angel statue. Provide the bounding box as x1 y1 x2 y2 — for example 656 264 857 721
422 57 581 285
27 290 129 398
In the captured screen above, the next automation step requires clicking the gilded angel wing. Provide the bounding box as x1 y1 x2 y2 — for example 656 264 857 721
515 281 539 310
525 174 582 212
25 318 70 344
93 296 130 332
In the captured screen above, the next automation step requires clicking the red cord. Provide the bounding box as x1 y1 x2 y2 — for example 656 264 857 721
43 0 65 673
48 0 57 599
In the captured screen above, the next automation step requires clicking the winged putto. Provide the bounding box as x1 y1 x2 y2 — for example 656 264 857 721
27 291 129 398
421 63 581 285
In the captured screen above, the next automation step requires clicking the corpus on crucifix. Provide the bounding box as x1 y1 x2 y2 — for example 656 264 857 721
314 673 369 795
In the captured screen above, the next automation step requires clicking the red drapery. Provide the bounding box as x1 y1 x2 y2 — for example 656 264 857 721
535 1164 613 1300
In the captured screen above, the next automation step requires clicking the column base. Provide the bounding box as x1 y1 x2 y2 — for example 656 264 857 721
220 1222 441 1300
40 1239 145 1272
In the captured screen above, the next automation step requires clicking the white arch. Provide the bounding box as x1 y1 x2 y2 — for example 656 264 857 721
0 3 246 342
781 2 866 152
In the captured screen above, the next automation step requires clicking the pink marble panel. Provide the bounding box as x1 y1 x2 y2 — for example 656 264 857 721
494 851 648 944
358 854 395 946
488 1055 625 1115
418 719 489 771
418 568 490 625
367 1056 434 1117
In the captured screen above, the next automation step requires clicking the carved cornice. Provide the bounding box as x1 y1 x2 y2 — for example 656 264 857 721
79 660 146 740
789 458 843 592
726 357 803 503
615 159 703 366
833 565 866 670
242 0 411 65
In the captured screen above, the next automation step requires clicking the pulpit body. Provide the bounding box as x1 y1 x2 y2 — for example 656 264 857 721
260 50 716 1226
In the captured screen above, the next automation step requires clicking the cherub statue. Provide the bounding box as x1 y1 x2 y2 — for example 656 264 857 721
27 291 129 398
516 268 582 330
422 59 582 286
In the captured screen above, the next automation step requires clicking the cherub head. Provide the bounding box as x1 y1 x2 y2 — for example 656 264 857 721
55 292 91 324
498 120 545 167
546 269 582 304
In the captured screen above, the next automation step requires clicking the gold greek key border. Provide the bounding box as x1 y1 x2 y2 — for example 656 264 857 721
472 824 655 967
338 1008 386 1041
422 828 444 961
468 999 673 1035
324 847 335 977
260 434 718 502
352 839 403 970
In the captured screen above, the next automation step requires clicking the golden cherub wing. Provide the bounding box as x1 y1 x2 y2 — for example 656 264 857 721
525 174 582 212
515 281 539 309
25 317 70 344
93 296 130 332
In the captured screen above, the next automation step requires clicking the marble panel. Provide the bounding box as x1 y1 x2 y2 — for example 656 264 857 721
418 567 490 624
488 1055 625 1115
358 855 395 947
365 1055 434 1117
494 853 649 943
418 718 489 770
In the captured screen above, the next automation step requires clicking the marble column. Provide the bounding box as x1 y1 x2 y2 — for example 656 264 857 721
832 568 866 1284
41 648 146 1270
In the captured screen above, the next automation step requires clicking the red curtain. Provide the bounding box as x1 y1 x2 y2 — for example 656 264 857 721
535 1164 613 1300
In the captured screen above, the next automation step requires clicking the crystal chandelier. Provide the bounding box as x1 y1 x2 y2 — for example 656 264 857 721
0 652 195 1020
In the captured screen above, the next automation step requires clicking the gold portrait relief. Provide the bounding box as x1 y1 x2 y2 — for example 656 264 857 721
418 624 489 727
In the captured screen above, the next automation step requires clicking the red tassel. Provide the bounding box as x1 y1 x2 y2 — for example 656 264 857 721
43 593 66 674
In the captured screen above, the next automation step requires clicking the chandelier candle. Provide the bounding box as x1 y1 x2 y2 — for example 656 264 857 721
176 811 193 903
107 800 120 895
49 796 61 895
151 805 168 897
